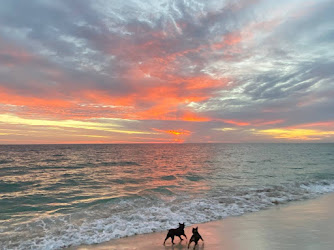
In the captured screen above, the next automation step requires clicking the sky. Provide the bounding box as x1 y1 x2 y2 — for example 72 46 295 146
0 0 334 144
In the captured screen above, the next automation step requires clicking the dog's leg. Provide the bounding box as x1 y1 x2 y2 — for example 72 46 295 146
178 235 183 241
163 235 170 245
183 233 187 239
171 235 175 245
188 236 194 249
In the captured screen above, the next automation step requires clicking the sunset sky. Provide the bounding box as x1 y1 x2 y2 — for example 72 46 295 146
0 0 334 144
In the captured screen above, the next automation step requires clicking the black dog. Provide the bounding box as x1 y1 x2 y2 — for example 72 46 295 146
163 223 187 245
188 227 203 249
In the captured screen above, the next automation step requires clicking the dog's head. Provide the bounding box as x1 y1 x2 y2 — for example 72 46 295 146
178 223 185 229
192 227 198 234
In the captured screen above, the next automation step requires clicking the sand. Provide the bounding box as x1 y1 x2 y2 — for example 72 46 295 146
69 193 334 250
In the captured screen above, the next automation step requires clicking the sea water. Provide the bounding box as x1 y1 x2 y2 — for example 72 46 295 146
0 143 333 249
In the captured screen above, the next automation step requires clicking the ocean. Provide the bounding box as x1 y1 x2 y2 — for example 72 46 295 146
0 143 334 249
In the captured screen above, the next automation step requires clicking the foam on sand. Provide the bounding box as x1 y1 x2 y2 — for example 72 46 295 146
70 192 334 250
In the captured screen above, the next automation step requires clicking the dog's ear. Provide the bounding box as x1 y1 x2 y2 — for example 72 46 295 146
196 227 198 229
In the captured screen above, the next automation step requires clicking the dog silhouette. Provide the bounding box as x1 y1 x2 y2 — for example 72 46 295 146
163 223 187 245
188 227 203 249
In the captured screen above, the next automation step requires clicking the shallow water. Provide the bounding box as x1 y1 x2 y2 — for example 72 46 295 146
0 143 333 249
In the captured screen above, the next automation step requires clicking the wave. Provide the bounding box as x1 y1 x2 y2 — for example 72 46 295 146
0 159 14 165
2 180 334 250
0 180 36 193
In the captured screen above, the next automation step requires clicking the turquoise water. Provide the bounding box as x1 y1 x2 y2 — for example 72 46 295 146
0 143 334 249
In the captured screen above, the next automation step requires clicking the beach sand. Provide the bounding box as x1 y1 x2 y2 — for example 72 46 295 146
70 193 334 250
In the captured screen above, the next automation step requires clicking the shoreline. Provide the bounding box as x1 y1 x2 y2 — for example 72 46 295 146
69 193 334 250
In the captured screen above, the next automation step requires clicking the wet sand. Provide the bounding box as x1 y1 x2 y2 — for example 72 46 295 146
70 193 334 250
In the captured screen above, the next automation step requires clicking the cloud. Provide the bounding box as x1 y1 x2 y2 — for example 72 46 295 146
0 0 333 143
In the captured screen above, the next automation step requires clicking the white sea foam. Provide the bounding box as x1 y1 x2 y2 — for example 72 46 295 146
2 180 334 250
300 182 334 193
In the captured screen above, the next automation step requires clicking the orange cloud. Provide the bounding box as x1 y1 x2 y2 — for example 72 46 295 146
181 111 210 122
79 89 136 107
251 119 285 126
211 17 282 55
0 80 217 122
0 86 71 108
219 119 250 126
95 26 230 123
289 121 334 129
212 32 243 50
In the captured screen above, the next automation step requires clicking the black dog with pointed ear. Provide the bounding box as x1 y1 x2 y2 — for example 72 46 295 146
163 223 187 245
188 227 204 249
